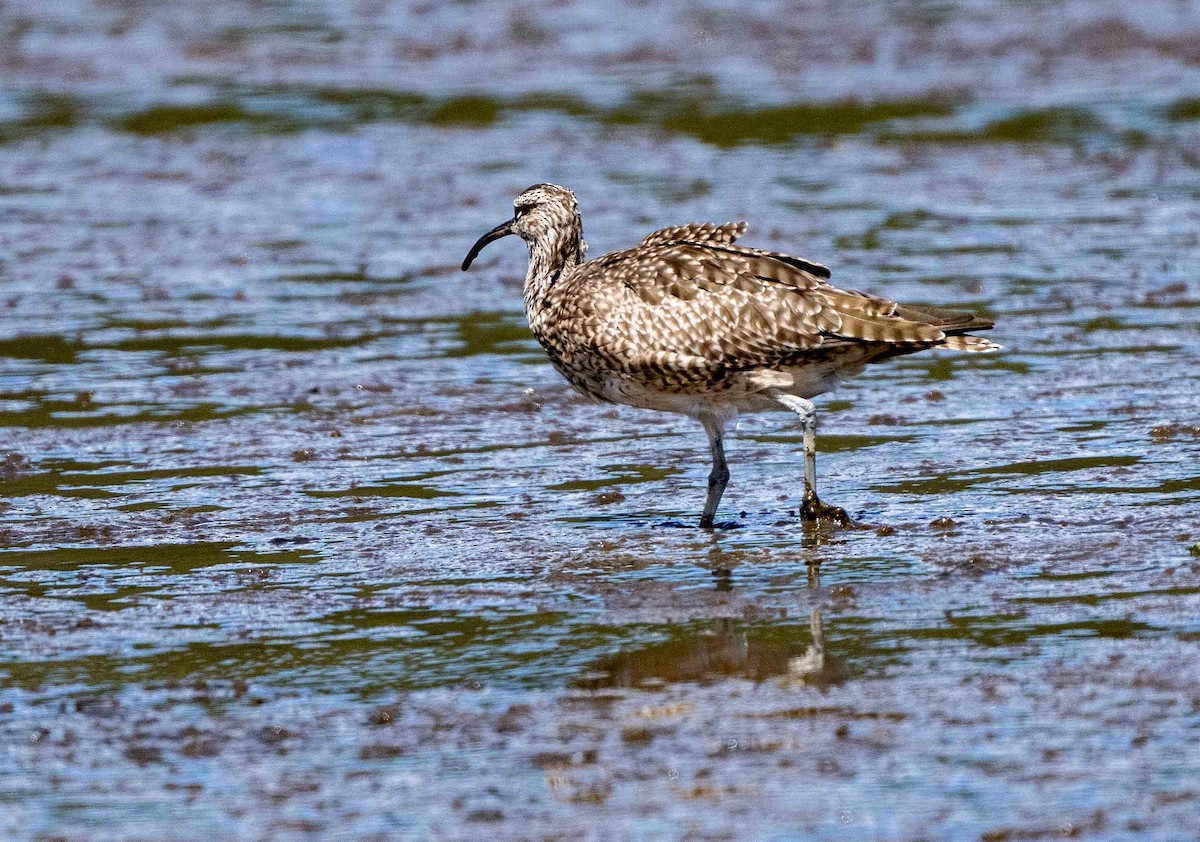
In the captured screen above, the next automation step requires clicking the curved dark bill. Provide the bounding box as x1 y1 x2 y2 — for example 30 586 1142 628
461 220 514 271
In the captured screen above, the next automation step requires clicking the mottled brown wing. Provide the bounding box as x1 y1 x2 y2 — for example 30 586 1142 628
576 237 963 376
701 241 833 280
638 221 747 248
638 222 833 279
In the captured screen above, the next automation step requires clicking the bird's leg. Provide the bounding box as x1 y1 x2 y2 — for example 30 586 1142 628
699 414 730 529
770 393 851 526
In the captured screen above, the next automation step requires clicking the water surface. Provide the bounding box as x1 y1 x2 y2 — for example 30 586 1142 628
2 1 1200 839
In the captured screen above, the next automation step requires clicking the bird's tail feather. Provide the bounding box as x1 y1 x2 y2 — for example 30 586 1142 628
939 334 1001 352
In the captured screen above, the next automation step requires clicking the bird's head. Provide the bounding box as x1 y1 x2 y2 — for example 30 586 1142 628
462 183 584 271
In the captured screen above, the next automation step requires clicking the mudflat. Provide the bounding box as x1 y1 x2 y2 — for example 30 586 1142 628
1 2 1199 839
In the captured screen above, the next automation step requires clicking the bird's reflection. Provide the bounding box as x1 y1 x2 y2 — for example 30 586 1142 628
784 563 839 685
575 543 842 689
785 607 827 680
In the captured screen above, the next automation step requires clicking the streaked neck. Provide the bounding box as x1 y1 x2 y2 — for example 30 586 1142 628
524 221 586 305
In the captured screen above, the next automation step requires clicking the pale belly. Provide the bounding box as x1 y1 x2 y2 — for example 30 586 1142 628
587 363 850 418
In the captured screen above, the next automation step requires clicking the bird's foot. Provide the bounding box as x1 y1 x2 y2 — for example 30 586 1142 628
698 516 741 531
800 489 852 527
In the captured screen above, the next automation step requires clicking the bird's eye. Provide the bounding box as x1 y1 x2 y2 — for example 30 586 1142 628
514 203 535 217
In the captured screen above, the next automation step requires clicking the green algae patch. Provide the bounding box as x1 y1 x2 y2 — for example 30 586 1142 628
117 102 291 134
1164 99 1200 121
0 93 84 142
18 93 84 130
97 85 960 144
748 433 916 452
978 107 1109 143
0 542 318 573
429 96 503 126
0 334 81 364
310 88 429 121
305 483 458 499
608 94 956 146
0 462 263 498
548 464 681 493
897 106 1150 147
435 312 537 358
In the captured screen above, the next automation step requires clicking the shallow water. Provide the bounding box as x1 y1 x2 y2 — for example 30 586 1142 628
2 1 1200 839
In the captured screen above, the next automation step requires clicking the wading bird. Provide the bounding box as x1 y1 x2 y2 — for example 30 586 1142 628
462 184 996 528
